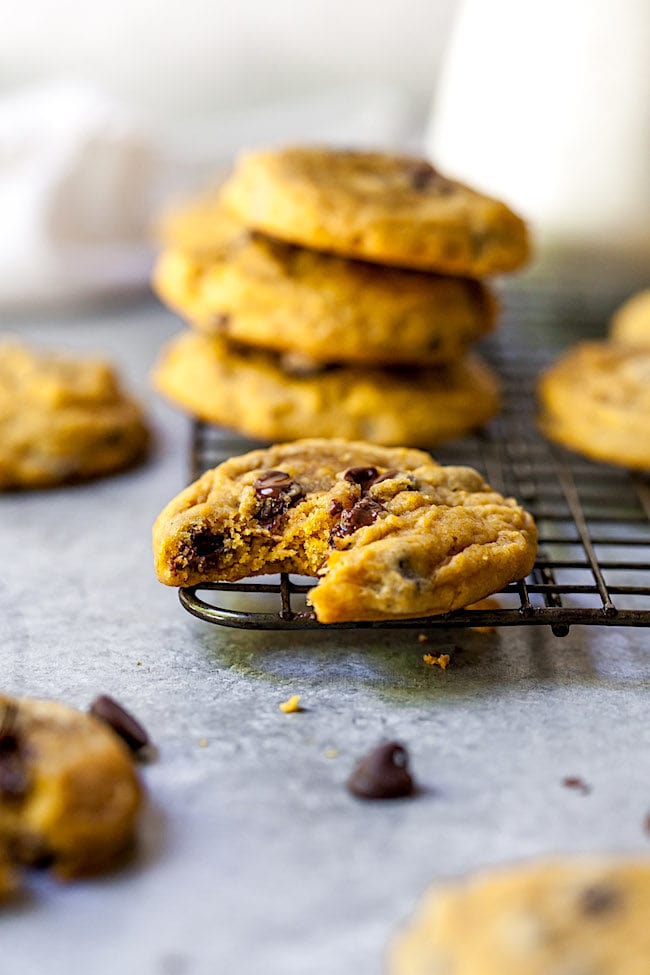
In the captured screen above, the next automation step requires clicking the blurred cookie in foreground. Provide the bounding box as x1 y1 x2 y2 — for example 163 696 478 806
153 438 536 623
152 331 500 448
154 208 497 367
0 340 149 489
389 857 650 975
0 693 143 880
610 288 650 348
221 146 530 276
539 342 650 470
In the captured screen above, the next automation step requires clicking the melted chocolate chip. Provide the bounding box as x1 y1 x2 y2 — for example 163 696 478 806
173 529 226 574
346 741 414 799
0 703 28 799
370 469 399 487
254 470 304 526
343 466 378 493
405 160 439 191
580 884 622 917
332 497 385 539
90 695 150 753
328 499 343 517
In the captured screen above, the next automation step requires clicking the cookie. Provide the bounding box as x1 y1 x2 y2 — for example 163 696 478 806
0 694 142 879
152 331 500 447
152 438 537 623
610 288 650 348
538 342 650 470
389 857 650 975
220 146 530 276
154 210 496 366
0 340 149 489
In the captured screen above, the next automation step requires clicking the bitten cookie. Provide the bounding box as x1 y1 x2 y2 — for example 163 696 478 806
153 438 537 623
220 146 530 276
154 206 496 366
389 858 650 975
0 694 142 878
152 331 500 447
0 340 149 489
610 289 650 348
538 342 650 470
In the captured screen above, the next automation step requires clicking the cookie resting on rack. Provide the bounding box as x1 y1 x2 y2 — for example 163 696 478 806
538 342 650 470
389 857 650 975
220 146 530 276
0 694 142 880
0 339 148 489
154 203 496 366
610 288 650 348
152 438 537 623
152 331 500 448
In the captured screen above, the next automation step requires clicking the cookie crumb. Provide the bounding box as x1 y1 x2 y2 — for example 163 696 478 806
324 748 339 759
562 775 591 795
423 653 450 670
198 738 209 748
279 695 302 713
417 633 429 644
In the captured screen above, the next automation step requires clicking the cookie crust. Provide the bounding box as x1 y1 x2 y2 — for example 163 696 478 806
538 342 650 470
221 147 530 276
152 331 501 448
152 438 537 623
154 207 496 366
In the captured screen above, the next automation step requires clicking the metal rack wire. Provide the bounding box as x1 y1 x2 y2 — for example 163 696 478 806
179 288 650 636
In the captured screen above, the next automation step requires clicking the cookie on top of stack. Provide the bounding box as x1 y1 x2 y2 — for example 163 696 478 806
152 146 530 447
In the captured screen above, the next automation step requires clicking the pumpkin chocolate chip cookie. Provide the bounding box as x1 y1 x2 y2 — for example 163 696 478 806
389 857 650 975
0 694 142 879
152 331 501 447
154 206 496 366
538 341 650 470
220 146 530 276
610 288 650 348
152 438 537 623
0 340 149 489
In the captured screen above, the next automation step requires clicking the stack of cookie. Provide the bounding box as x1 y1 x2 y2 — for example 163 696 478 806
152 147 530 447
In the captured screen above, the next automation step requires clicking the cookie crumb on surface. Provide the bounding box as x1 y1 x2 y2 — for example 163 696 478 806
562 775 591 795
324 748 339 759
417 633 429 644
198 738 209 748
279 695 301 713
423 653 450 670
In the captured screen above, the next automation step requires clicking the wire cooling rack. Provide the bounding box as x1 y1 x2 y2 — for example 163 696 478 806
179 286 650 636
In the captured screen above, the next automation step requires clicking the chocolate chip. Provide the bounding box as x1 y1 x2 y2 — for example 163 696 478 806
580 884 622 916
0 703 28 799
562 775 591 795
173 528 226 574
346 741 415 799
254 470 304 526
90 695 149 753
405 160 438 191
343 466 379 493
328 499 343 516
332 497 385 538
369 469 399 487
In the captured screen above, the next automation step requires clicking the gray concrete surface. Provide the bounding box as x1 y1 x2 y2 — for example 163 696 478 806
1 301 649 974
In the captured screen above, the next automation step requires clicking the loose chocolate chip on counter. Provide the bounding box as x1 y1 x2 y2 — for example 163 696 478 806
332 497 385 539
254 470 304 526
562 775 591 795
90 695 150 754
347 741 415 800
579 884 622 916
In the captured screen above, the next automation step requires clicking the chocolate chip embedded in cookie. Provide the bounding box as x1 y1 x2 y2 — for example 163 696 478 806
0 694 142 879
153 438 537 623
538 342 650 470
0 340 149 489
388 858 650 975
153 205 497 366
220 146 530 276
152 331 501 448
